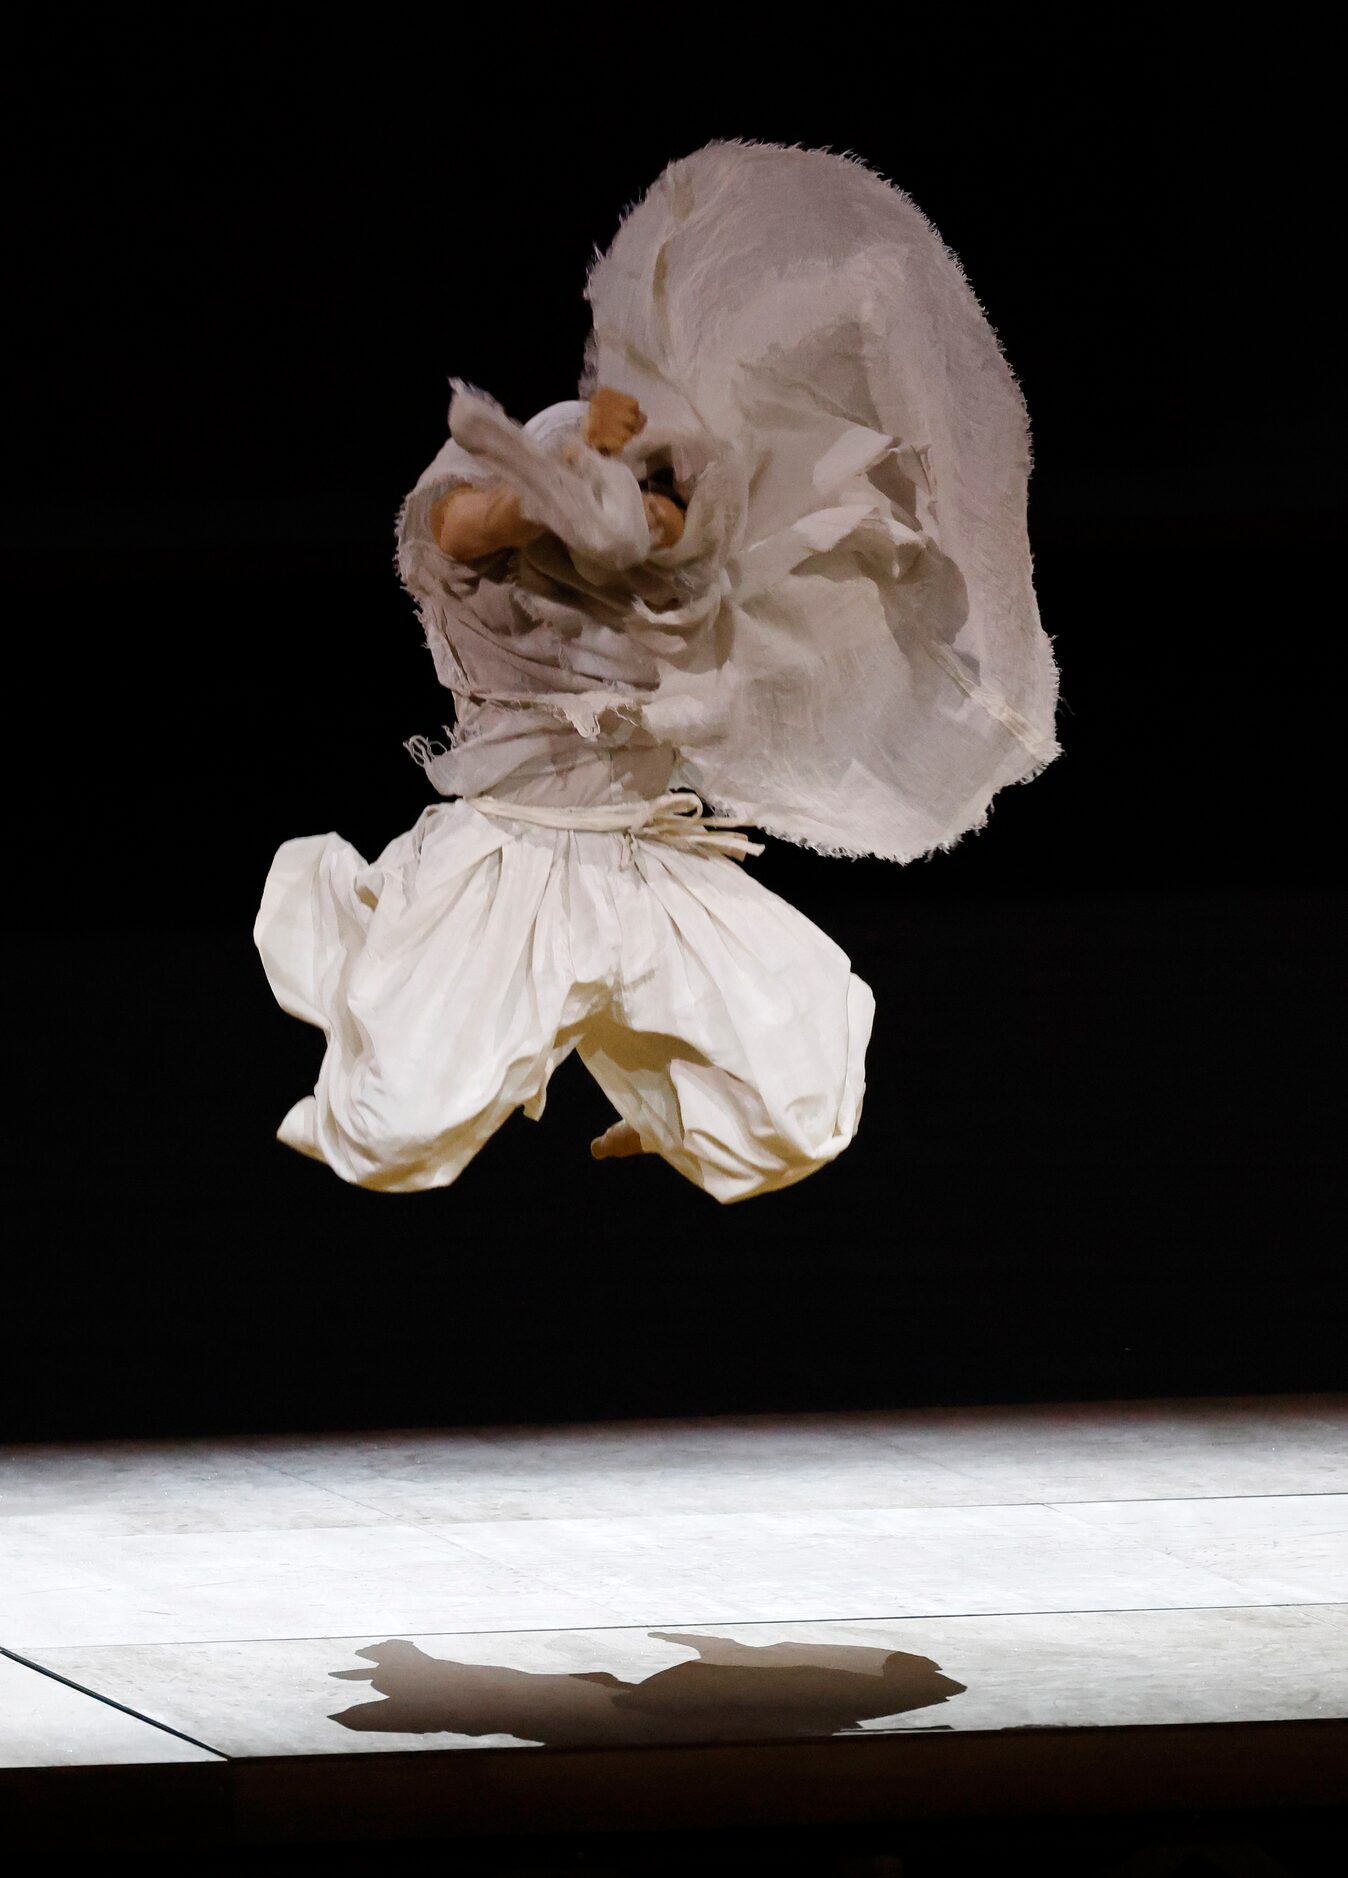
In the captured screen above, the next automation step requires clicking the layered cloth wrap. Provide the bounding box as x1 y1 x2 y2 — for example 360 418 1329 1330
396 138 1059 859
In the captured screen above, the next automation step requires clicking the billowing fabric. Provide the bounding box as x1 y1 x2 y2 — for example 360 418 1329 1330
254 803 873 1205
397 139 1059 860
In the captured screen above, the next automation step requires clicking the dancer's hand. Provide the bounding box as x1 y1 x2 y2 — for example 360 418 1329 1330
643 491 686 550
585 388 646 457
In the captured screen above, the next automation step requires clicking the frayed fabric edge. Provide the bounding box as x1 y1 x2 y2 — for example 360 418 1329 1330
697 737 1062 866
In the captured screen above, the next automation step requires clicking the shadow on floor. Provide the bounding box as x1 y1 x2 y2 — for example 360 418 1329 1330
328 1629 966 1747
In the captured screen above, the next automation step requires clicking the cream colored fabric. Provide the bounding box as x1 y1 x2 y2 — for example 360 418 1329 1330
397 139 1059 860
254 802 873 1205
256 140 1054 1199
469 789 766 862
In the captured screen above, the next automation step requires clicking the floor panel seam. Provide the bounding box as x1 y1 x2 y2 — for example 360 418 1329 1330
0 1645 230 1758
8 1599 1337 1651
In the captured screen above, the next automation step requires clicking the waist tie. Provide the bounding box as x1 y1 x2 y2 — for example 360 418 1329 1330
467 789 765 863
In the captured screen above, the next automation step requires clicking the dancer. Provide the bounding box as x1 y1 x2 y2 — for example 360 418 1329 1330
254 140 1059 1204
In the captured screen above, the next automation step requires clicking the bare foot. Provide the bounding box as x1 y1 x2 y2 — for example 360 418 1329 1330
590 1120 645 1161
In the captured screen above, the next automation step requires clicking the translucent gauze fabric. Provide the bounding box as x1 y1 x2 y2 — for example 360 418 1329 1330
397 138 1059 861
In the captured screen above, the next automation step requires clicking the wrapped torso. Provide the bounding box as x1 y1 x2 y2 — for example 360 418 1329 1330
396 453 693 807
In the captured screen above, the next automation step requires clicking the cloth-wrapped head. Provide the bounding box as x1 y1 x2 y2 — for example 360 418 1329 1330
523 400 589 450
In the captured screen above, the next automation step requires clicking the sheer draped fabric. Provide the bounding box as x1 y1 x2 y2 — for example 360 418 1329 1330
396 140 1059 859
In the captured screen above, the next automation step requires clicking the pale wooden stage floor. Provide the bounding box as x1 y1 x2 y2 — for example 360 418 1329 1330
2 1393 1344 1840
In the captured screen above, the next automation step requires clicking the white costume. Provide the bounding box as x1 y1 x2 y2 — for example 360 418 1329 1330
254 141 1059 1204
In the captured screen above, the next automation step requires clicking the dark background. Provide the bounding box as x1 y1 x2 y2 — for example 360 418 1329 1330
5 14 1341 1437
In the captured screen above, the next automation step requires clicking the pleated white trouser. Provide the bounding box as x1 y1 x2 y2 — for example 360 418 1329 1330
253 799 874 1205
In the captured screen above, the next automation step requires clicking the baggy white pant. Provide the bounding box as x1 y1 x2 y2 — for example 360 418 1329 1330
253 799 875 1204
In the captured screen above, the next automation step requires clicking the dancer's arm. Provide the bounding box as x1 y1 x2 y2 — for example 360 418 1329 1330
430 482 545 561
432 471 685 560
431 388 685 561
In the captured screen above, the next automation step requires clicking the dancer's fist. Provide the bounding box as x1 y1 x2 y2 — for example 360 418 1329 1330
585 388 645 456
643 491 686 550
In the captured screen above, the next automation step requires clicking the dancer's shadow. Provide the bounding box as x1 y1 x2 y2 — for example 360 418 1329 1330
329 1631 966 1747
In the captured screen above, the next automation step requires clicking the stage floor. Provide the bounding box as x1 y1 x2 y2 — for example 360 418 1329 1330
2 1392 1345 1844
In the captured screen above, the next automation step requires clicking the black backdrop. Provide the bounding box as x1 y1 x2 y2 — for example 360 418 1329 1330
6 14 1342 1437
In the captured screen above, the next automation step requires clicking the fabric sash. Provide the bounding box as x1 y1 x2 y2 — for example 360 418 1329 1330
466 789 765 863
